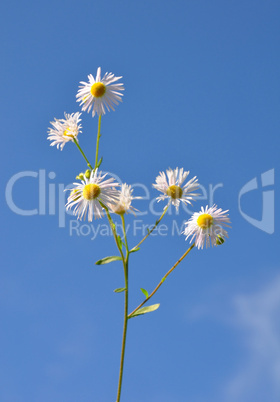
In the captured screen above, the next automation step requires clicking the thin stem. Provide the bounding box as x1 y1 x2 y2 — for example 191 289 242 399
99 204 129 401
73 138 93 170
128 243 195 318
94 115 102 170
121 214 129 255
99 201 125 261
116 215 129 402
130 204 170 252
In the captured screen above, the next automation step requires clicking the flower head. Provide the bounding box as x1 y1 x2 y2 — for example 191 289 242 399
109 184 139 215
47 112 82 150
153 168 199 210
76 67 124 117
66 169 120 221
183 205 231 249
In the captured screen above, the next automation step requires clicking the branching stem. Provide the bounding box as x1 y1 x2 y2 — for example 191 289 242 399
130 203 170 252
128 243 195 318
73 138 93 170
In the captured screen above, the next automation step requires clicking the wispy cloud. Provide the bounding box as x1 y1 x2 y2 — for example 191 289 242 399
223 275 280 402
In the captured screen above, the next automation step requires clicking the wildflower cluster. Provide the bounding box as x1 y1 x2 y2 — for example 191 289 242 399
47 67 231 402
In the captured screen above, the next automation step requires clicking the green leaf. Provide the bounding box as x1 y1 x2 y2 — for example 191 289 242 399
161 277 166 283
140 288 149 298
129 247 140 253
129 303 160 318
117 235 123 250
97 157 103 168
95 256 122 265
114 287 126 293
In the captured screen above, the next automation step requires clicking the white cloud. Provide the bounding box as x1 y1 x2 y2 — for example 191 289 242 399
223 275 280 402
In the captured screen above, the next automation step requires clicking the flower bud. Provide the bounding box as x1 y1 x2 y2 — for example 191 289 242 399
75 173 85 181
85 169 91 179
216 235 225 245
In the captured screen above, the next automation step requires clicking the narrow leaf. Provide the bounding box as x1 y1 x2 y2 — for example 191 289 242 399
117 235 123 250
129 303 160 318
114 288 126 293
97 157 103 168
140 288 149 298
95 256 122 265
130 247 140 253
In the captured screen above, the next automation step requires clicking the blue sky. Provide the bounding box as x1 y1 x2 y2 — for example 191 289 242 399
1 1 280 401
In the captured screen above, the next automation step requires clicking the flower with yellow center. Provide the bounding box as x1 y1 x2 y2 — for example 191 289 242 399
109 184 140 215
47 112 82 150
183 205 231 249
63 127 74 139
66 169 120 221
76 67 124 117
153 168 199 211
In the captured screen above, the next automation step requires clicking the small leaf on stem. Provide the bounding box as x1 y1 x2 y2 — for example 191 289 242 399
117 235 123 250
140 288 149 298
95 256 122 265
114 288 126 293
129 247 140 253
97 157 103 168
129 303 160 318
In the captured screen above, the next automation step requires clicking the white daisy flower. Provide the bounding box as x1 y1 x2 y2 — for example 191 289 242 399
66 169 120 221
109 184 139 215
47 112 82 150
153 168 199 210
183 205 231 249
76 67 124 117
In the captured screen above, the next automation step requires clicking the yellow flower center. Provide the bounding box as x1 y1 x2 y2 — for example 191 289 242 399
166 185 183 199
197 214 213 229
90 82 106 98
83 184 101 200
63 127 74 139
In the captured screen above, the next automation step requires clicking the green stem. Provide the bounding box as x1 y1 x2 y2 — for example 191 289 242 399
130 203 170 252
116 215 129 402
128 243 195 319
94 115 102 170
73 138 93 170
99 204 129 401
99 201 125 261
121 215 129 255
